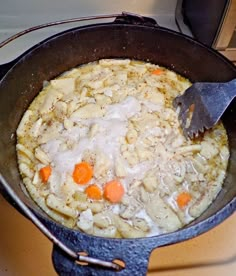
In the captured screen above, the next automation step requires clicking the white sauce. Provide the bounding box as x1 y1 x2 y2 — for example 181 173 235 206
105 96 141 120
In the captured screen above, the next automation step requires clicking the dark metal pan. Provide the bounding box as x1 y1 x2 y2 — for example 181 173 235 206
0 13 235 275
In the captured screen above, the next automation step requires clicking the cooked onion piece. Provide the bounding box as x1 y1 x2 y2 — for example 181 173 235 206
16 59 229 238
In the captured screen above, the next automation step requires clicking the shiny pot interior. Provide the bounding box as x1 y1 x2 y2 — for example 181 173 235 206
0 19 236 275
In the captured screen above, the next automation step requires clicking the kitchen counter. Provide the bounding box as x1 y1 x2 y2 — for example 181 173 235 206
0 194 235 276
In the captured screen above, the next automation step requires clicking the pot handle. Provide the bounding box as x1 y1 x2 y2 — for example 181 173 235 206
51 238 154 275
114 12 158 27
0 12 158 49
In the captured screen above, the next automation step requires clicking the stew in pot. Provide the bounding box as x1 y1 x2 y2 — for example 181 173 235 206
16 59 229 238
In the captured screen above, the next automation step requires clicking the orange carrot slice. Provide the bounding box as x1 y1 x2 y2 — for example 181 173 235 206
73 162 93 185
85 184 102 200
152 68 163 75
177 192 192 208
39 165 52 183
104 180 125 203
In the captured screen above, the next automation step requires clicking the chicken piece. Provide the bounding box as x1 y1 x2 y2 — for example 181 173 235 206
200 140 219 159
146 193 182 232
70 103 104 119
51 78 75 94
77 209 93 234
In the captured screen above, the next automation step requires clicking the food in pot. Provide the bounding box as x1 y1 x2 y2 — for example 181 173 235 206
16 59 229 238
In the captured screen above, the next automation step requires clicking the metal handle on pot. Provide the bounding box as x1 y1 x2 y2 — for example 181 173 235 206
0 13 118 49
52 241 153 275
0 13 119 79
0 12 158 49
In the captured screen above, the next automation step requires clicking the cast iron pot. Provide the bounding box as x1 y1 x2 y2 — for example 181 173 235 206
0 13 236 275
